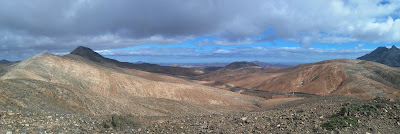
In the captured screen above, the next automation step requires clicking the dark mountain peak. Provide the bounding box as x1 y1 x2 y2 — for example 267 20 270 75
358 46 388 60
376 46 389 51
358 46 400 67
0 59 11 64
68 46 201 76
70 46 102 57
70 46 110 63
390 45 398 50
224 61 258 70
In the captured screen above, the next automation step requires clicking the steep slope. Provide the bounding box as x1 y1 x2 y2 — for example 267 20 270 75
0 53 262 115
199 59 400 99
358 45 400 67
69 46 203 76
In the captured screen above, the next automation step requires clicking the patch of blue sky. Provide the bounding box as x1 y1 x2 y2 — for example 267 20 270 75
378 0 390 6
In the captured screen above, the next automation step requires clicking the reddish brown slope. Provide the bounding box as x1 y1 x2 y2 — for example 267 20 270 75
199 59 400 99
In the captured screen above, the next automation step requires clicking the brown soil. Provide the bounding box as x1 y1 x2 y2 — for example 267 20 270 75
199 59 400 99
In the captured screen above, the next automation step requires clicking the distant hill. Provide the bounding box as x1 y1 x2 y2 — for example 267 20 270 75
251 61 290 68
357 45 400 67
197 61 279 83
223 61 258 70
187 63 229 68
0 59 11 64
69 46 203 76
181 62 289 69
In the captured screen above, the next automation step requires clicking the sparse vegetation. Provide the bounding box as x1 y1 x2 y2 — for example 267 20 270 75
322 103 377 130
339 103 376 116
322 116 358 130
102 114 139 131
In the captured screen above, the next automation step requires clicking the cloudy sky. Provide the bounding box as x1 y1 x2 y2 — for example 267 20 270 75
1 0 399 64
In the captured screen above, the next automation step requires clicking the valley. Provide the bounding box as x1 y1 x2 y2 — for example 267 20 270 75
0 46 399 133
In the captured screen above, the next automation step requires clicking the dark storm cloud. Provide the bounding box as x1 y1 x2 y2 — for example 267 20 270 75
0 0 222 38
1 0 400 61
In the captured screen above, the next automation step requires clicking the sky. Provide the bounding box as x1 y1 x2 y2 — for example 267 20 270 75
1 0 400 64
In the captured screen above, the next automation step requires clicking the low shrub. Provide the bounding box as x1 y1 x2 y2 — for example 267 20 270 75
322 116 357 130
102 114 139 130
322 103 377 130
339 103 376 116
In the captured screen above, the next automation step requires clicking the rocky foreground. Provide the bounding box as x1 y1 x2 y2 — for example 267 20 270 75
1 96 399 134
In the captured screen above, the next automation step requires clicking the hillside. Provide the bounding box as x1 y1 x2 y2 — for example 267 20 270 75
222 61 259 70
358 45 400 67
1 51 399 133
0 52 262 116
199 59 400 99
69 46 204 76
251 61 290 68
197 62 278 82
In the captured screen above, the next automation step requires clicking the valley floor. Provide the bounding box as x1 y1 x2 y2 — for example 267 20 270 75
1 96 399 134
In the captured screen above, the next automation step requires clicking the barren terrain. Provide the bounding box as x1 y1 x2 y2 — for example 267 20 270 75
1 47 400 133
199 59 400 99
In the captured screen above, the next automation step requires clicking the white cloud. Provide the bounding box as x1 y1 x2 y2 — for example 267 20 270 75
97 46 373 64
213 49 231 54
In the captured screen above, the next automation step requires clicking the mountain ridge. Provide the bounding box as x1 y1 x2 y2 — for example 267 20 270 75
69 46 203 76
199 59 400 99
0 59 11 64
0 50 262 115
357 45 400 67
223 61 259 70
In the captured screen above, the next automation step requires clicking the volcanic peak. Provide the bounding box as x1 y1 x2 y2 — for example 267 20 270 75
357 45 400 67
0 59 11 64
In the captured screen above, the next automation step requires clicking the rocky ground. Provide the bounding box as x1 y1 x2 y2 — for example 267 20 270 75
1 96 399 134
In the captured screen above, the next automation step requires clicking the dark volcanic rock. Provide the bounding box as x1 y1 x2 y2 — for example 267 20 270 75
223 62 258 70
70 46 118 63
358 45 400 67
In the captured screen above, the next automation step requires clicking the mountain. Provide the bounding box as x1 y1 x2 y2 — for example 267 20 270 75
199 59 400 99
0 59 11 64
251 61 290 68
0 52 262 115
69 46 203 76
223 61 259 70
197 61 279 83
183 63 229 68
357 45 400 67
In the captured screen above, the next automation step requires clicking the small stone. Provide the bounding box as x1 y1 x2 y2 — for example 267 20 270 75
6 131 12 134
241 117 248 121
